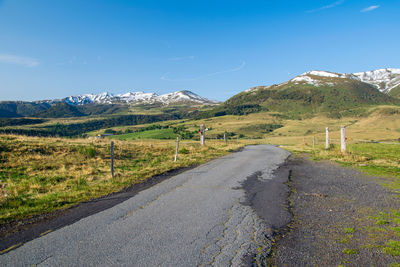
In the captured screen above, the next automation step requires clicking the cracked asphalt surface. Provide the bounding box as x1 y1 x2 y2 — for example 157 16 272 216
0 145 290 266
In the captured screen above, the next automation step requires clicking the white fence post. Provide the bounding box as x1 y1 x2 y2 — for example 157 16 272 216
174 137 179 162
200 124 205 146
325 127 329 149
341 126 346 153
110 141 114 178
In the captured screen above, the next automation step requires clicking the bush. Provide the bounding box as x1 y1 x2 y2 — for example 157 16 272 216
104 129 116 134
179 148 189 154
78 146 97 158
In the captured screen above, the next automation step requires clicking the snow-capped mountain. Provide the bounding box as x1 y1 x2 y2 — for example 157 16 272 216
64 92 116 105
353 68 400 93
41 90 218 106
288 68 400 94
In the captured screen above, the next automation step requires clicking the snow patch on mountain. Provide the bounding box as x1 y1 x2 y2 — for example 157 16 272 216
353 68 400 93
291 75 321 86
156 90 214 104
307 70 342 78
118 92 157 103
289 70 344 86
64 92 115 105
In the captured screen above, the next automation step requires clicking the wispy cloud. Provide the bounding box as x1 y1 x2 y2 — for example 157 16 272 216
168 56 196 61
0 53 39 67
161 61 246 82
361 5 380 12
307 0 345 13
57 56 89 66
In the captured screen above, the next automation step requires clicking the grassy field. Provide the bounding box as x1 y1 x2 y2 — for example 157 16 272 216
285 143 400 180
109 128 178 140
0 134 259 224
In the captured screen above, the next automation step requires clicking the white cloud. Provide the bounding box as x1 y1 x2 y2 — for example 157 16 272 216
307 0 345 13
161 61 246 82
0 53 39 67
361 5 380 12
168 56 196 61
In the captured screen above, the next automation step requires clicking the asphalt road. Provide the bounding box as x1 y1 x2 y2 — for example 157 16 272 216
0 145 290 267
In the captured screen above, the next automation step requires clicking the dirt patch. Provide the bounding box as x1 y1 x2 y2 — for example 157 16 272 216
272 156 400 266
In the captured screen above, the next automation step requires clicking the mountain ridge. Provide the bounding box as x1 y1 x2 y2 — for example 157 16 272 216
288 68 400 94
0 90 218 118
36 90 219 106
199 68 399 119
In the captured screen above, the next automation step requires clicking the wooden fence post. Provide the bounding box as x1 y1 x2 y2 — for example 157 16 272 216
200 124 205 146
224 132 227 145
110 141 114 178
174 137 179 162
313 136 315 149
325 127 329 149
341 126 346 153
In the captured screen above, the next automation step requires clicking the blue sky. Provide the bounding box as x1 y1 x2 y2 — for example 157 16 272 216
0 0 399 101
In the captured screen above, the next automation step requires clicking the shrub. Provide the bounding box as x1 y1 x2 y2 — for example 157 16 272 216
179 148 189 154
78 146 97 158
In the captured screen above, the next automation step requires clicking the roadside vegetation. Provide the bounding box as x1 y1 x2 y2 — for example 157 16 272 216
288 143 400 180
0 134 255 224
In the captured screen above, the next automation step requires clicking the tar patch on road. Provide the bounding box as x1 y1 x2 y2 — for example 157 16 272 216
240 157 294 266
241 159 292 232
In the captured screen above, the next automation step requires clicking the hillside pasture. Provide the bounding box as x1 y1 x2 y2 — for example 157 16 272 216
109 128 177 140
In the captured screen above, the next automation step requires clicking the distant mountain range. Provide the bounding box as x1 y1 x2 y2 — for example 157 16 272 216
39 90 219 106
0 90 218 118
1 69 399 119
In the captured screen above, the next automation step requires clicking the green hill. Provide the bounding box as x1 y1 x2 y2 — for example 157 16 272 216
0 101 50 117
200 74 398 119
36 102 85 118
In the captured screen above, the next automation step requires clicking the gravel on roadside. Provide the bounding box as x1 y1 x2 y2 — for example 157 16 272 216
271 155 400 266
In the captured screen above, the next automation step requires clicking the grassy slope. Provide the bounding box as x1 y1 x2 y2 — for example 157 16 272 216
36 102 85 118
109 128 177 140
389 85 400 98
